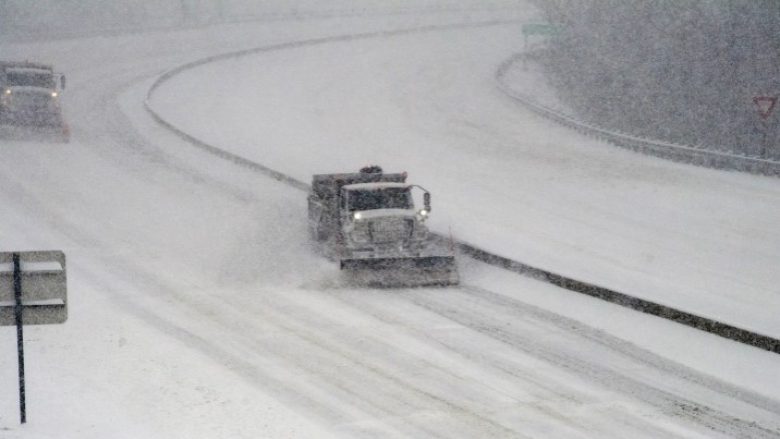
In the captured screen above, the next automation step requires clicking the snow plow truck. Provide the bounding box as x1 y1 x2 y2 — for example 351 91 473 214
308 166 459 287
0 61 69 142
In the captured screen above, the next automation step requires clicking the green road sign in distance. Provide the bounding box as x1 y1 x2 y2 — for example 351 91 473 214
522 23 562 37
0 251 67 326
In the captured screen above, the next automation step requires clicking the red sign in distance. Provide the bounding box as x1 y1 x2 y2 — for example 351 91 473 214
753 96 777 120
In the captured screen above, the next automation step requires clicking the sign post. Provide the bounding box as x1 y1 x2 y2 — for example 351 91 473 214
13 254 26 424
753 96 777 158
1 250 67 424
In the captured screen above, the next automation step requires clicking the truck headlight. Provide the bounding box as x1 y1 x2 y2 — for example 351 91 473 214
353 212 363 220
51 92 58 98
4 89 10 95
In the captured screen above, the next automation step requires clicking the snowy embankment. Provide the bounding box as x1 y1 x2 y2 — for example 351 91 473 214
148 22 780 340
496 53 780 176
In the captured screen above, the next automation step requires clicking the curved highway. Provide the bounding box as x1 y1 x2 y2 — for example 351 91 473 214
1 10 780 439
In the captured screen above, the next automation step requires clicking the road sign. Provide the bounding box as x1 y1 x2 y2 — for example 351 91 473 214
0 251 67 325
753 96 777 120
1 250 67 424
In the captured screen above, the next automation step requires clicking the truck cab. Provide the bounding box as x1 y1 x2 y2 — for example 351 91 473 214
339 182 431 250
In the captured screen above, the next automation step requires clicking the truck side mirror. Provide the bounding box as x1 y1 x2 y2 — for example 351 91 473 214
60 75 66 90
423 192 431 212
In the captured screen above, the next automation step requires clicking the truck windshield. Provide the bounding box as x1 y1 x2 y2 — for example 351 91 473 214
6 71 55 89
348 188 412 211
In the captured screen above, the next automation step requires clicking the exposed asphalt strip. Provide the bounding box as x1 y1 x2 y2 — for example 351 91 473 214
142 20 780 355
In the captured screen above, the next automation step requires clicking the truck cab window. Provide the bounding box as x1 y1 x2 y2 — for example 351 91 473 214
348 188 412 211
6 71 56 89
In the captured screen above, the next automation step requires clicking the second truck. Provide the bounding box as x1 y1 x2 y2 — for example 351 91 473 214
0 61 69 142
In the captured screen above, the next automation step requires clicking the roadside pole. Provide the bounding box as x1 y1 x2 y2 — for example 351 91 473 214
13 253 26 423
761 119 769 158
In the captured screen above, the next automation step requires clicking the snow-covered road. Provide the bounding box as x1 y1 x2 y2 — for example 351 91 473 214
149 21 780 340
2 8 780 439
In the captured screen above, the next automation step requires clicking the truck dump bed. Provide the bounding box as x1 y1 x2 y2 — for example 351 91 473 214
311 171 407 200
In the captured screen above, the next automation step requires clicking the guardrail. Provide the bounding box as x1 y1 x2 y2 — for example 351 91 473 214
496 53 780 177
142 27 780 355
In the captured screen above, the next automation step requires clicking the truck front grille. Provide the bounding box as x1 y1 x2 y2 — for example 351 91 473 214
12 92 52 109
369 218 413 243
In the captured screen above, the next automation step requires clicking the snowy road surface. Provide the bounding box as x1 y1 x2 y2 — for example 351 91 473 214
1 7 780 439
150 21 780 340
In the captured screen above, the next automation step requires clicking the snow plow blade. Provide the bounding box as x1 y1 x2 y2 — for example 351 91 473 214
340 255 459 287
0 123 69 143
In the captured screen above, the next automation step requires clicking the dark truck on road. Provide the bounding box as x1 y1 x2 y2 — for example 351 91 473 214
308 166 459 287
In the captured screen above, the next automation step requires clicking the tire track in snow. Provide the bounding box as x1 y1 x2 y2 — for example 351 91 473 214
277 287 667 438
408 285 780 438
218 289 527 439
305 284 780 438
